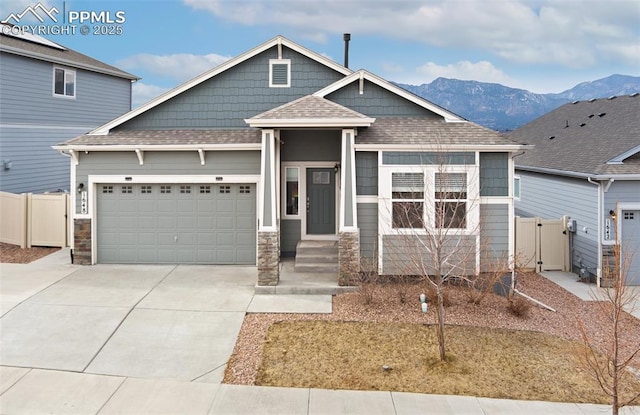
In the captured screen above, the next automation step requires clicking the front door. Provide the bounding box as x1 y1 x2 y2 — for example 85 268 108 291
306 168 335 235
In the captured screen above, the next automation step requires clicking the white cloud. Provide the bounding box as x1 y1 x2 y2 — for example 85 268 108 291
117 52 231 83
183 0 640 68
415 61 514 85
131 82 170 108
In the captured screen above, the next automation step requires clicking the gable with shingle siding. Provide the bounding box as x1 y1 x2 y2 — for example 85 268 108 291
327 80 441 118
116 46 346 131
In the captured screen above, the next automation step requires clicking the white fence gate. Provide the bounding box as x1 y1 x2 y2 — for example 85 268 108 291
515 216 569 272
0 191 70 248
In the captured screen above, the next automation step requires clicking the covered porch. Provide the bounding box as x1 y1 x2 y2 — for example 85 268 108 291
245 95 375 287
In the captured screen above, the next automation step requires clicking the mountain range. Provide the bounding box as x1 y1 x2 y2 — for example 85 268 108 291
397 74 640 131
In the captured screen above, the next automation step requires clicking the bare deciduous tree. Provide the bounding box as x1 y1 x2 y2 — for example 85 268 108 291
383 158 484 362
578 225 640 415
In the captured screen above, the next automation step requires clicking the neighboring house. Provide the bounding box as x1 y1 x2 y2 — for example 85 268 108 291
510 94 640 285
54 35 527 287
0 25 138 194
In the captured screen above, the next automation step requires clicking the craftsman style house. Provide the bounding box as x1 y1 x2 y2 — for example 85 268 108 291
55 36 527 286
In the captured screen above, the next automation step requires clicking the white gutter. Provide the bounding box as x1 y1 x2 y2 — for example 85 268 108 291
516 165 640 181
52 143 262 152
587 177 603 286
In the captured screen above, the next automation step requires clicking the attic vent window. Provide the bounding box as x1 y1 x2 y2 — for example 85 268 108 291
269 59 291 88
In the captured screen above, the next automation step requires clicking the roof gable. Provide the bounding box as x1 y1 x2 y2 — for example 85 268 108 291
314 70 464 122
245 95 374 127
510 94 640 177
92 36 352 135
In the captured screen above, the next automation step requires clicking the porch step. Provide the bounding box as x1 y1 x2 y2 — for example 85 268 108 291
294 240 339 273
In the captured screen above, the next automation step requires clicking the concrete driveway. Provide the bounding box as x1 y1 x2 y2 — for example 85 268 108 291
1 250 259 383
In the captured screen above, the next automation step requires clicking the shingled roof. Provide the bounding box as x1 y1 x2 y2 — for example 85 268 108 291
356 117 522 146
0 27 138 80
509 94 640 176
57 129 261 148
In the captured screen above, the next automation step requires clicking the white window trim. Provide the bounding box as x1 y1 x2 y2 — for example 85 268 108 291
282 165 301 219
379 165 479 236
269 59 291 88
514 175 521 200
53 66 76 99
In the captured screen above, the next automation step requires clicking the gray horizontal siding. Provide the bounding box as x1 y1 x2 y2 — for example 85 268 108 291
515 171 599 272
0 52 131 126
605 181 640 213
117 46 345 130
382 234 476 276
357 203 378 259
280 219 301 255
355 151 378 195
75 150 260 213
382 152 475 165
480 153 508 196
280 130 340 161
480 204 509 272
0 125 90 193
326 80 440 118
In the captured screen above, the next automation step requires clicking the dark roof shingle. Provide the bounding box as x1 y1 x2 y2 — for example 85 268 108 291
509 94 640 176
356 117 521 146
59 129 261 146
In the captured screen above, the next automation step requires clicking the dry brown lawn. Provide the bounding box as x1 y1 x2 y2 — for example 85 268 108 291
225 273 640 404
256 320 640 404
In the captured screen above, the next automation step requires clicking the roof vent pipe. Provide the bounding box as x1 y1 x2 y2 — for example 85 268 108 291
343 33 351 68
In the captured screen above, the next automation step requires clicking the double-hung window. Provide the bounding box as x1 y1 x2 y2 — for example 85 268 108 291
391 172 424 229
434 172 467 229
53 67 75 98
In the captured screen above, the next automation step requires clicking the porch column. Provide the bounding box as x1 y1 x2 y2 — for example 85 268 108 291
258 129 279 286
339 129 360 285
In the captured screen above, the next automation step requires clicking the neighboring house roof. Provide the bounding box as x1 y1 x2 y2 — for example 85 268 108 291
356 117 524 149
0 25 138 80
245 95 375 128
509 94 640 178
89 35 353 135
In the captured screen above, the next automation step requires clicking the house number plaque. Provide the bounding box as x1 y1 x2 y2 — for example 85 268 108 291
80 191 88 214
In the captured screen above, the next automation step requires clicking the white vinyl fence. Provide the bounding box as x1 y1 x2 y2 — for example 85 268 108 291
0 191 70 248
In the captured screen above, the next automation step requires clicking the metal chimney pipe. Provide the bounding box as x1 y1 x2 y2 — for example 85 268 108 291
343 33 351 68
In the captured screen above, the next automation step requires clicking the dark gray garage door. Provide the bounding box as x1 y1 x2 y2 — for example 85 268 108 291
97 183 256 264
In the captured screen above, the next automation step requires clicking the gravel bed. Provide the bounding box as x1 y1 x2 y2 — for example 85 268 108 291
224 272 640 385
0 243 60 264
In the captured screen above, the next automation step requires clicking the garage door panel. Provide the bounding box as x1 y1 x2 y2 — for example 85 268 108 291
138 233 156 244
621 210 640 285
98 182 256 265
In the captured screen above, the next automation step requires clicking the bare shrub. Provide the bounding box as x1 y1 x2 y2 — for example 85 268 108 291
508 296 531 318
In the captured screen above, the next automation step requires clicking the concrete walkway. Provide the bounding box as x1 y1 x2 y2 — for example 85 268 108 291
540 270 640 319
1 250 639 414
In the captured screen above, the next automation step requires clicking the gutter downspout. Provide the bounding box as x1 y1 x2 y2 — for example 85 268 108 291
587 177 602 286
510 151 526 291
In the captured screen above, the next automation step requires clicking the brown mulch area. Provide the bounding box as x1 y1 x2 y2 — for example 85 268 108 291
0 242 60 263
224 272 640 388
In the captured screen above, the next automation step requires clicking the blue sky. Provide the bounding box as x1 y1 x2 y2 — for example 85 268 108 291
3 0 639 108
